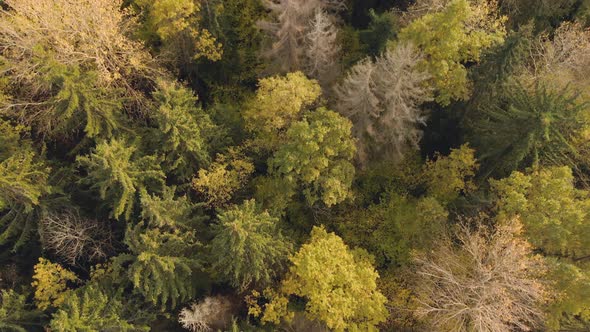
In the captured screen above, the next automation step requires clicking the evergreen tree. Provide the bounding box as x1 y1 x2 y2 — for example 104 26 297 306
0 289 43 332
0 149 51 250
120 189 203 309
269 108 356 206
76 138 165 220
210 199 292 291
152 79 216 179
470 83 590 179
124 225 200 309
50 285 149 332
40 61 124 138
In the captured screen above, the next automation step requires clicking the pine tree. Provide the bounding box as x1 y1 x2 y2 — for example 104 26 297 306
139 186 198 229
50 285 149 332
269 108 356 206
41 62 124 138
119 188 203 309
76 138 165 220
210 199 292 291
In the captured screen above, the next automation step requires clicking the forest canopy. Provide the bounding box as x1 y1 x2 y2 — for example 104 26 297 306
1 0 590 331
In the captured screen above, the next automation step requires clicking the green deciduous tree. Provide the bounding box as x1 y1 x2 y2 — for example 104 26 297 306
210 199 292 291
192 148 255 208
423 144 478 204
336 193 448 268
264 226 388 331
398 0 505 105
132 0 222 61
269 108 356 207
243 72 321 150
492 166 590 259
50 285 149 332
76 138 165 220
492 166 590 329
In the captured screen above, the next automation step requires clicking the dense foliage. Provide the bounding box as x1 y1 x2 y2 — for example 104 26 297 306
1 0 590 331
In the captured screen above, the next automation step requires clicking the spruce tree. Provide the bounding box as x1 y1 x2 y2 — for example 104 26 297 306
50 285 149 332
0 121 51 249
152 80 216 179
76 138 165 220
210 199 292 291
470 83 590 178
0 289 43 332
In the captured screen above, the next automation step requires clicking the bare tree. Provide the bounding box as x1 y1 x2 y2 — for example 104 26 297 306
259 0 344 74
413 217 548 332
304 8 340 86
524 22 590 91
40 211 113 265
178 296 234 332
334 43 432 164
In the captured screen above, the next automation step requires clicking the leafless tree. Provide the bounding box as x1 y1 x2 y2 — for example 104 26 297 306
259 0 344 74
523 22 590 92
304 8 341 87
178 296 234 332
334 43 432 165
40 210 113 266
413 217 548 332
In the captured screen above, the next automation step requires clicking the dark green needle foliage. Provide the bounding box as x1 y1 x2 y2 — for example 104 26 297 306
210 199 292 291
76 138 165 220
49 285 148 332
0 289 43 332
470 82 590 178
0 121 51 250
152 80 216 179
41 61 124 139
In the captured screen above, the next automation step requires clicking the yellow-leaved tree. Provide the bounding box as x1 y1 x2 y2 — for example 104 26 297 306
31 258 78 310
251 226 388 331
